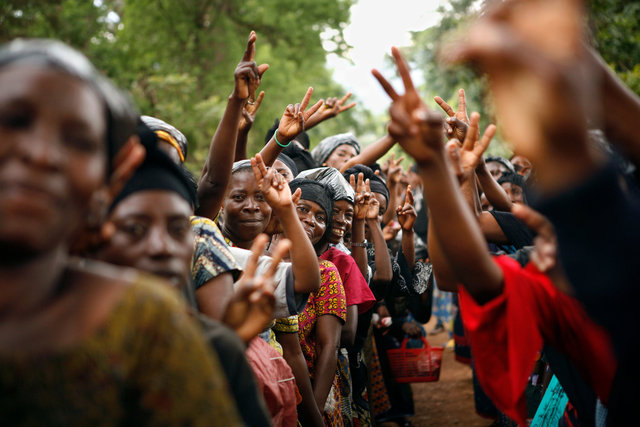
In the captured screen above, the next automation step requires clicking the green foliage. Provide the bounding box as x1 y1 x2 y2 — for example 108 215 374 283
588 0 640 94
0 0 355 174
403 0 640 158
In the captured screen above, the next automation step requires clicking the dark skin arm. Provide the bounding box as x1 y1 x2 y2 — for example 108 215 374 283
340 305 358 348
397 185 417 269
252 153 320 293
364 180 393 285
197 32 269 219
374 47 503 304
382 153 404 226
349 173 369 280
339 134 395 173
276 331 324 427
259 87 323 167
313 315 342 410
435 88 512 212
195 272 234 321
234 91 265 161
222 234 292 342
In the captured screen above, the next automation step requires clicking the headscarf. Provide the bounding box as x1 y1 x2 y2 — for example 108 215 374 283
276 153 298 177
343 164 390 205
232 159 253 174
485 155 516 175
0 39 137 166
111 142 197 211
288 179 334 248
297 167 355 204
141 115 188 163
311 133 361 166
289 179 333 221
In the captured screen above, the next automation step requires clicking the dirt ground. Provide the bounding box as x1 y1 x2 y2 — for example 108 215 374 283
405 318 494 427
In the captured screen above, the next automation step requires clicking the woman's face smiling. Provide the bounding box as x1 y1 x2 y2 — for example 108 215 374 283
220 170 271 245
295 199 327 246
330 199 354 244
323 144 357 169
0 65 107 260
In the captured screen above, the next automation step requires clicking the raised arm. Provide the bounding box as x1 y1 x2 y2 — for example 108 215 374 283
197 32 269 219
234 90 265 161
339 134 395 173
348 173 369 280
364 179 393 285
373 47 503 304
252 153 320 294
397 185 417 269
304 92 356 131
259 87 323 166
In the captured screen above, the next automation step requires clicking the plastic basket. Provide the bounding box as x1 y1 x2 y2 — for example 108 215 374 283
387 336 443 383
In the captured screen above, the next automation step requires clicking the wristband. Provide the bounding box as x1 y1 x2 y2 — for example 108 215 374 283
350 240 368 248
274 129 291 148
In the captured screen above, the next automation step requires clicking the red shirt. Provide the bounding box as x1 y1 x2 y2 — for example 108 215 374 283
458 256 616 425
320 247 376 314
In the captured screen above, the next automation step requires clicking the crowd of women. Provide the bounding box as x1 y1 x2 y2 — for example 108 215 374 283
1 0 638 425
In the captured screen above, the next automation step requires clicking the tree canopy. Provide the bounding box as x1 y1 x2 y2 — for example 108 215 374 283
0 0 358 171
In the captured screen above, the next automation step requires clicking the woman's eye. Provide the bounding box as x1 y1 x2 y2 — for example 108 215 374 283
169 220 190 238
232 194 245 202
120 222 147 239
255 193 265 202
0 111 32 129
316 215 326 224
64 134 100 152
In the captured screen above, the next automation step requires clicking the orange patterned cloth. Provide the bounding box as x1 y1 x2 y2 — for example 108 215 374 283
298 260 347 426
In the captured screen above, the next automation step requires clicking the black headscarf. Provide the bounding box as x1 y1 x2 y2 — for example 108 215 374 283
343 164 390 206
0 39 137 167
111 139 197 211
276 153 299 177
288 179 333 247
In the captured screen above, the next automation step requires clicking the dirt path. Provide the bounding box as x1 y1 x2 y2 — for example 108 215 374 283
407 319 494 427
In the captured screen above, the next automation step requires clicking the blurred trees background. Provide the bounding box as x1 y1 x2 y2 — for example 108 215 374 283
0 0 358 171
1 0 638 167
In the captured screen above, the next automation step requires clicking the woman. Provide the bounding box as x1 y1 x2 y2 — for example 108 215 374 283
311 133 361 170
0 39 241 424
288 178 348 426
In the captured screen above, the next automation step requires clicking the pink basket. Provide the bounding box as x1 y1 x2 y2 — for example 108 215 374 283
387 337 443 383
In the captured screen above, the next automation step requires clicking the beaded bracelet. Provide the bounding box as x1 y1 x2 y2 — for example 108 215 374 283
350 240 368 248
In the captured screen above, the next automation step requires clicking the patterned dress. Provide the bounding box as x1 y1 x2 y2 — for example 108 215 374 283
0 275 242 426
298 260 347 426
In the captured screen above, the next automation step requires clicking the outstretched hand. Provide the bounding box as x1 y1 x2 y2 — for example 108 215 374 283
251 153 293 212
239 91 264 133
459 112 496 176
277 87 324 143
435 88 472 141
397 185 417 231
233 31 270 101
224 234 291 342
350 172 369 221
372 47 444 165
440 0 593 190
385 152 405 186
305 92 357 130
